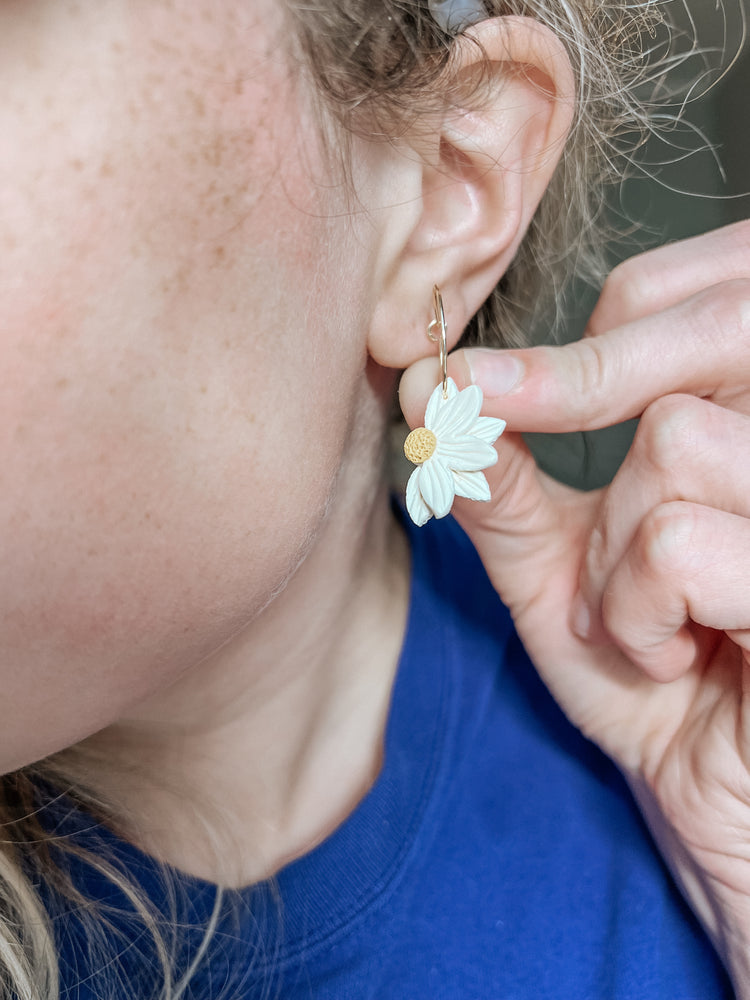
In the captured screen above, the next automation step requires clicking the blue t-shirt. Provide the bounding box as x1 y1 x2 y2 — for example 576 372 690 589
50 514 733 998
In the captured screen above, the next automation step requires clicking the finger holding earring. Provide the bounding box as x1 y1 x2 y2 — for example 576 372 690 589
403 287 506 526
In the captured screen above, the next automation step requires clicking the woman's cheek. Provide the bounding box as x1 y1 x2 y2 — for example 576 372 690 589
0 0 379 773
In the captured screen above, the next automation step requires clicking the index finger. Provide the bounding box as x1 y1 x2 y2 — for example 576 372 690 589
455 276 750 434
587 219 750 335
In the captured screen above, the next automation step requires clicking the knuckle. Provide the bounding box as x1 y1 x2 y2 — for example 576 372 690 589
697 279 750 348
636 501 699 579
566 338 611 424
636 394 704 475
600 256 661 319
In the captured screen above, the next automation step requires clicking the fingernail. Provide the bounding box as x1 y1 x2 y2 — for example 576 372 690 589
466 349 524 398
571 592 592 640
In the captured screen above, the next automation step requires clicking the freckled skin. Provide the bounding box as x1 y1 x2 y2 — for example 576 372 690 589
0 0 381 771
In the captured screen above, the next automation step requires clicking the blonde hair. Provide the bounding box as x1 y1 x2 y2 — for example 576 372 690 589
1 2 680 997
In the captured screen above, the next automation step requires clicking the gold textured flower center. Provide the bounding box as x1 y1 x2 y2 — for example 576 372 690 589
404 427 437 465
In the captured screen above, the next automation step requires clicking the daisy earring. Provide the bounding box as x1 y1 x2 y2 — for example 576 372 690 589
403 286 506 527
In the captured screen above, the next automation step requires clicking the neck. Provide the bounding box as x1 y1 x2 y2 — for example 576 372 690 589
73 481 410 887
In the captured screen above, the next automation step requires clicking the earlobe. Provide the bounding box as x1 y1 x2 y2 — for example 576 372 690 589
368 15 575 370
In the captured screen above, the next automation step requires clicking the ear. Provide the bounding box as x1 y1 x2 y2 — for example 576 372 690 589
367 15 575 369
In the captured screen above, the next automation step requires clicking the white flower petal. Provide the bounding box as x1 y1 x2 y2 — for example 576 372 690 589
419 456 456 519
405 467 433 526
424 377 458 429
431 383 483 437
452 469 491 502
436 436 498 471
472 415 506 445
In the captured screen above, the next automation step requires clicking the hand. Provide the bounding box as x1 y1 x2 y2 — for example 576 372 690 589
400 219 750 993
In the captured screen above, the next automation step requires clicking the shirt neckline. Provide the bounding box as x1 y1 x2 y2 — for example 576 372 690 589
54 509 456 977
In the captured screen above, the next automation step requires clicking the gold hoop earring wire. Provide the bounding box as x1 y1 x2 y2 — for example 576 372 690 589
427 285 449 400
